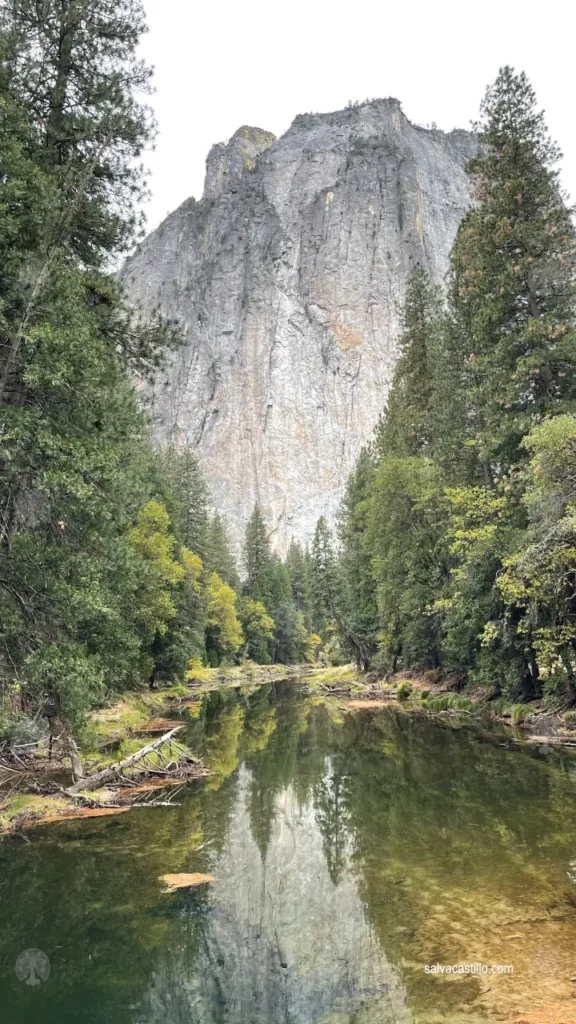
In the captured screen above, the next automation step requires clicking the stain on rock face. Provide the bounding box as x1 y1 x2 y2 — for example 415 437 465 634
120 99 477 554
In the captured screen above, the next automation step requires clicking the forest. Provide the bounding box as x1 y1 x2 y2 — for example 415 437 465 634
1 0 576 756
333 68 576 705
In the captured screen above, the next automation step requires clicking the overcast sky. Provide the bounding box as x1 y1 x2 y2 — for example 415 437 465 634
139 0 576 235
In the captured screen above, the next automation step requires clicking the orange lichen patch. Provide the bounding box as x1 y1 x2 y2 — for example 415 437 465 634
331 323 363 351
159 873 215 892
135 718 179 734
33 807 130 825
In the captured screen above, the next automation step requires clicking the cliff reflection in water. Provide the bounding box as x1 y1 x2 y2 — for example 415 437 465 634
142 763 410 1024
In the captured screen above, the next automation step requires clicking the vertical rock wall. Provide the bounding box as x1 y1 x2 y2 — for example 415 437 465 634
120 100 477 552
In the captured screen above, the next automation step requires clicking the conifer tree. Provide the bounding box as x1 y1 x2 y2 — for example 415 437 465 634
310 517 339 636
244 504 272 605
285 539 314 630
162 444 209 560
337 448 380 669
449 66 576 482
378 266 441 457
0 1 180 729
205 514 241 592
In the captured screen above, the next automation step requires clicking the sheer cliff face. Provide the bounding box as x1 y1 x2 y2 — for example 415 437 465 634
121 100 476 553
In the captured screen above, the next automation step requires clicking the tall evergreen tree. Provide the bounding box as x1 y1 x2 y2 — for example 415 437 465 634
310 517 339 637
162 443 209 559
285 539 314 631
205 514 240 592
244 504 272 605
449 66 576 483
378 266 441 457
337 448 380 670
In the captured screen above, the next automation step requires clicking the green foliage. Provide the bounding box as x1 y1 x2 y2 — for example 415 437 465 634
367 456 448 673
161 445 209 561
310 516 339 636
285 539 314 631
0 1 198 731
396 682 413 702
205 513 240 592
337 448 380 669
244 504 272 605
376 266 441 457
330 67 576 706
205 573 243 665
242 505 322 665
510 703 532 725
239 598 275 664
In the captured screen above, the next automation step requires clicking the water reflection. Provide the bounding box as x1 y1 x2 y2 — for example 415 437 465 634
142 765 409 1024
1 681 576 1023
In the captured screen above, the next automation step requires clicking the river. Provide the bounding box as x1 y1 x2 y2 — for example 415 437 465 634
1 680 576 1022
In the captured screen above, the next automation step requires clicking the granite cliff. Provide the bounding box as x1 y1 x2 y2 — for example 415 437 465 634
120 99 477 553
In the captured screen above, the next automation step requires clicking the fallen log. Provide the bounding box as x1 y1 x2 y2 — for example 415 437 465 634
67 727 184 794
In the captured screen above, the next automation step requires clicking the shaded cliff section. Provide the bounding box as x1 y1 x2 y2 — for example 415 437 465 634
120 99 477 554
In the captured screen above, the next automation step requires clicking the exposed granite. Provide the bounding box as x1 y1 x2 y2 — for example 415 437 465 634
120 99 477 554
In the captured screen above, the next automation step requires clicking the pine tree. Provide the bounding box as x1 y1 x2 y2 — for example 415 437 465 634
310 517 339 636
244 504 272 605
378 266 441 457
205 514 240 592
337 448 380 670
163 444 209 560
449 66 576 483
285 539 314 630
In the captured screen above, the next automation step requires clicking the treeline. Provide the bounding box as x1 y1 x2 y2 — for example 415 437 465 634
329 68 576 704
0 0 233 737
0 0 330 744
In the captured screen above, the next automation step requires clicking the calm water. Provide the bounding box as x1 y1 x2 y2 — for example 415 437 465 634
2 681 576 1023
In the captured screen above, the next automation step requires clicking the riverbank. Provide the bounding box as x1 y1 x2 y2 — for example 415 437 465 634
0 664 312 835
305 666 576 747
3 662 575 835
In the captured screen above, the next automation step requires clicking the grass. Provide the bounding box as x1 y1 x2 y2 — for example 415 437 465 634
306 664 361 687
510 703 532 725
0 792 70 833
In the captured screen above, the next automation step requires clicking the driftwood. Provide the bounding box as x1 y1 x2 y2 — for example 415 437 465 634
67 726 184 794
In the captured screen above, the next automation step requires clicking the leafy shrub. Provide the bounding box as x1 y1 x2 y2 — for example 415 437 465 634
396 682 413 702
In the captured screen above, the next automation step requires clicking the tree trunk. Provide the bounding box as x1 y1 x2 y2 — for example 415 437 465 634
67 726 183 794
67 736 84 783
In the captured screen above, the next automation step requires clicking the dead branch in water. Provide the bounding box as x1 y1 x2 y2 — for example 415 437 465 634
66 726 187 794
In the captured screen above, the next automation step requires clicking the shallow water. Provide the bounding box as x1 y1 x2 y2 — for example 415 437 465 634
2 681 576 1023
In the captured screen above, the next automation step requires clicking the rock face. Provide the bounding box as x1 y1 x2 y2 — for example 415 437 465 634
120 100 477 553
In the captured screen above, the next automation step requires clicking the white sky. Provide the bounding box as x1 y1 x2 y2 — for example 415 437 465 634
140 0 576 235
